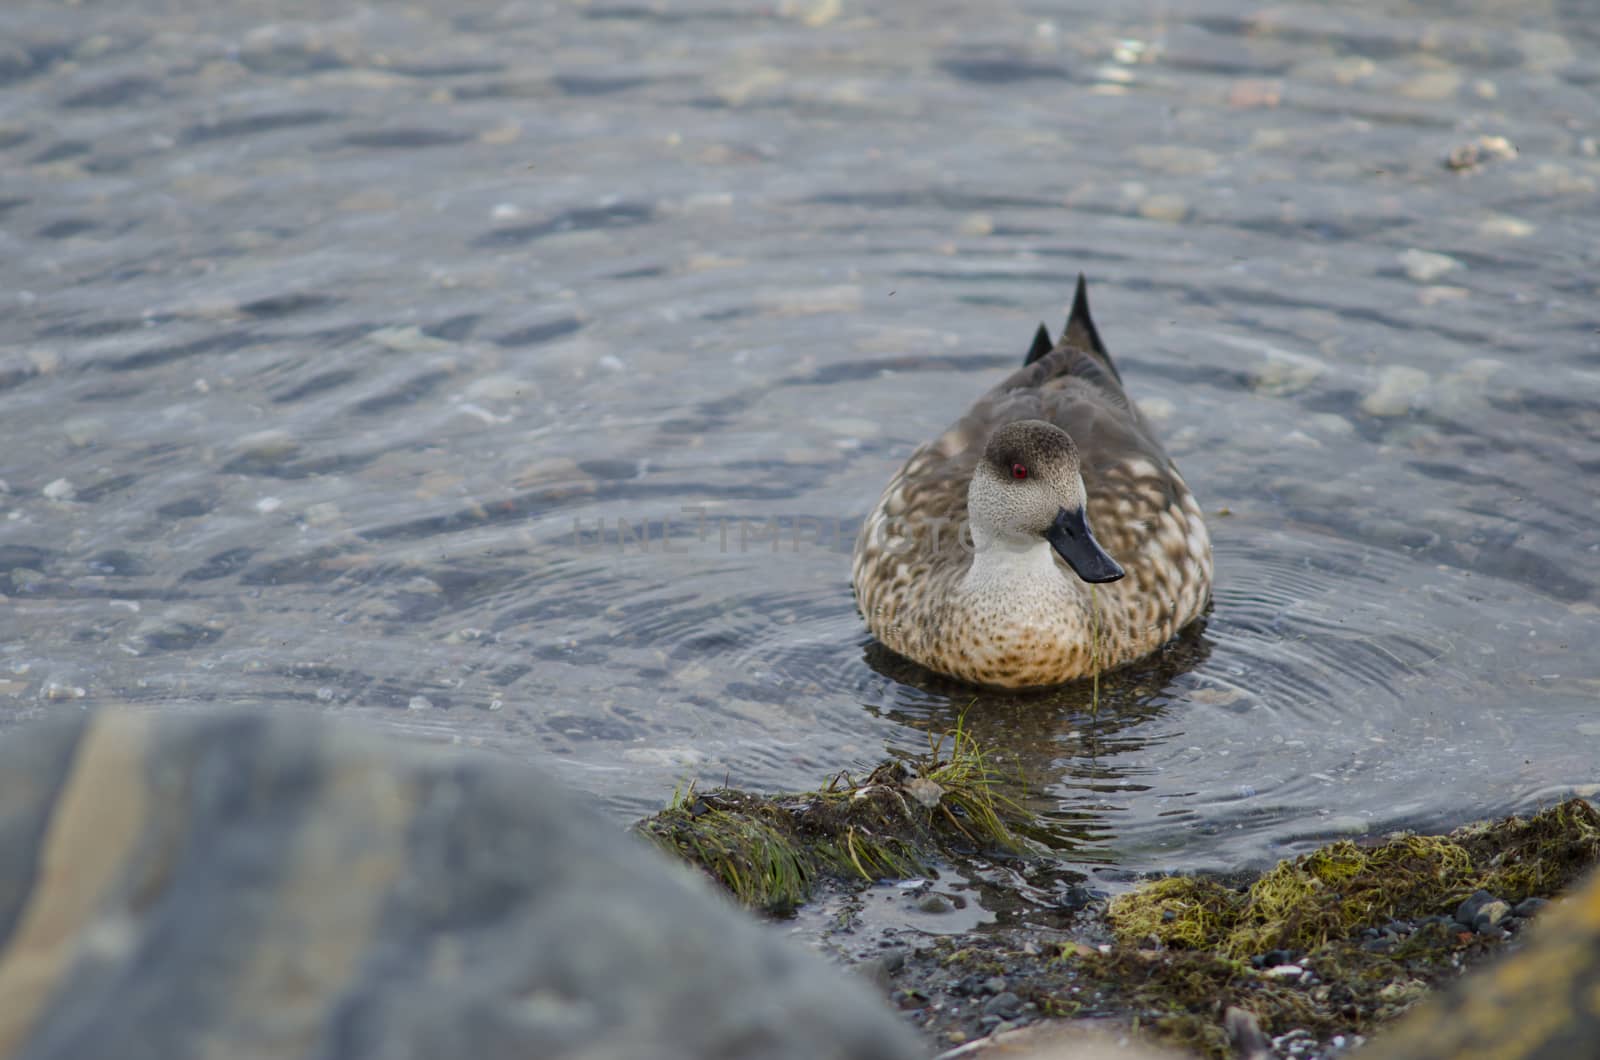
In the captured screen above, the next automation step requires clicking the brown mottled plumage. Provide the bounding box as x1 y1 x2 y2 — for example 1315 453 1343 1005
851 276 1212 688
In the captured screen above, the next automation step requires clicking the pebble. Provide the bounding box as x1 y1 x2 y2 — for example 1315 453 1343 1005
1444 135 1516 171
304 502 342 526
916 894 953 914
982 991 1021 1019
957 213 993 237
1263 964 1305 980
1396 70 1461 101
1513 897 1549 918
63 417 106 448
1226 1007 1272 1058
1471 901 1511 933
905 777 944 809
1398 248 1463 283
982 976 1007 996
857 949 906 991
42 478 76 501
1137 193 1189 223
1228 79 1281 108
1454 889 1503 927
1361 365 1429 417
1362 936 1395 953
369 326 455 354
235 429 301 461
1477 215 1535 239
1131 145 1220 176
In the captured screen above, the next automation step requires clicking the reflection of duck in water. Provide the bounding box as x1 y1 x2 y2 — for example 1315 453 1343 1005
852 277 1213 688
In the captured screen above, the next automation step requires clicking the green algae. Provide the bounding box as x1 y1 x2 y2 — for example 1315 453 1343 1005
1108 799 1600 959
641 731 1600 1059
636 718 1027 913
1080 799 1600 1057
907 800 1599 1060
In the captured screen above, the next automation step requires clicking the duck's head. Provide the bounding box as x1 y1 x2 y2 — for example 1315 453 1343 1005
969 420 1125 583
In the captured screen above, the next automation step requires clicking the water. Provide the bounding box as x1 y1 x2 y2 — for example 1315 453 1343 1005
2 0 1597 901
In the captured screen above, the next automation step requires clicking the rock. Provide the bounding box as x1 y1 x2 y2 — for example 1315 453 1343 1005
0 711 923 1060
1472 900 1512 933
858 948 907 992
982 991 1022 1019
1514 897 1550 918
982 975 1007 996
1456 889 1502 926
1362 867 1600 1059
1363 936 1396 953
917 894 954 914
1226 1005 1273 1060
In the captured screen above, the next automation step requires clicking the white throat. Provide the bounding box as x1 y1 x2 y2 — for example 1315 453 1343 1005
961 529 1062 595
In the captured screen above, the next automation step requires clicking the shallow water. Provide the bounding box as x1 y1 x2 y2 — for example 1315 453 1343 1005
2 0 1598 903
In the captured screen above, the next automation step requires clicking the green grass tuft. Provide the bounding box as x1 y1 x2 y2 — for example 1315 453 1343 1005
635 715 1028 913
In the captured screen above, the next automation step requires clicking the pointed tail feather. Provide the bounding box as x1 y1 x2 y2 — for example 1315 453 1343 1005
1063 274 1123 384
1023 323 1054 366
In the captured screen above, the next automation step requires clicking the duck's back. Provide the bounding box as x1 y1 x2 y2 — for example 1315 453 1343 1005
851 285 1212 686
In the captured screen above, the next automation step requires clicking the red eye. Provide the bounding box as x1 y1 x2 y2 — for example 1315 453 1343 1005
1011 463 1027 480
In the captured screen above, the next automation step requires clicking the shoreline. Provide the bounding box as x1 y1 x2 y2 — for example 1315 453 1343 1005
637 738 1600 1059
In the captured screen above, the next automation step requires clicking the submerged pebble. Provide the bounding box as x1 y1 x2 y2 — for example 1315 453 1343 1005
1398 248 1463 283
42 478 76 501
1361 365 1430 417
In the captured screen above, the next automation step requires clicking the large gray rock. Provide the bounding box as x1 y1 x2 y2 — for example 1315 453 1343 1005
0 711 924 1060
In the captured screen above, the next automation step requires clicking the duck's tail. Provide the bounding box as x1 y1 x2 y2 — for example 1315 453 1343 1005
1021 275 1124 386
1025 323 1054 364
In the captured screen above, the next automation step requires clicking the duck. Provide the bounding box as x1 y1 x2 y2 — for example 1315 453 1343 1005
851 276 1212 688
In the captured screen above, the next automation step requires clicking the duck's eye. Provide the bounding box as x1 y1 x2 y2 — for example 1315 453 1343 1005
1011 463 1028 480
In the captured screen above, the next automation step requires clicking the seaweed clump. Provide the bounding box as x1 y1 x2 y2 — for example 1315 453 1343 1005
1108 799 1600 959
636 720 1025 914
1052 799 1600 1057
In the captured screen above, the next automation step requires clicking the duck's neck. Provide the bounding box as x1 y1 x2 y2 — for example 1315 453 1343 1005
960 530 1071 600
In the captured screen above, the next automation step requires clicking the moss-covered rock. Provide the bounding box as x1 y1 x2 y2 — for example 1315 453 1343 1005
1108 800 1600 959
636 721 1026 913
